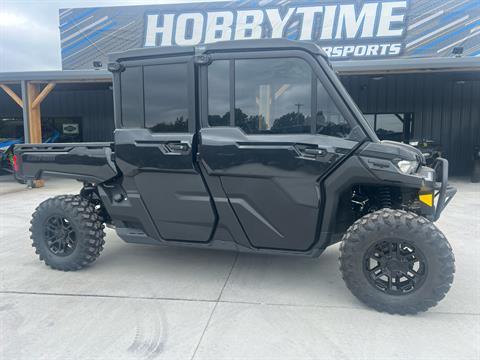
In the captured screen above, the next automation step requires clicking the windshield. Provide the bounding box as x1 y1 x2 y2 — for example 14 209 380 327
318 56 378 143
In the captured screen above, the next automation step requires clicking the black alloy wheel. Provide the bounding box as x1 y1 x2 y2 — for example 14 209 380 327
340 208 455 314
44 215 77 256
31 195 105 271
363 240 427 295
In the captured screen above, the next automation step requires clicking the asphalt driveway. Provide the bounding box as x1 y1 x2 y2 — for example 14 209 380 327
0 175 479 360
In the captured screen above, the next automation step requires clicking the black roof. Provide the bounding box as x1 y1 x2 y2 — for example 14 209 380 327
109 39 327 63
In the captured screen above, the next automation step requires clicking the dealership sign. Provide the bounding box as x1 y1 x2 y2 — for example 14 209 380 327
143 2 406 58
59 0 480 69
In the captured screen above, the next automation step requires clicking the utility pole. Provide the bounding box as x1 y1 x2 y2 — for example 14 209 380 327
295 103 304 113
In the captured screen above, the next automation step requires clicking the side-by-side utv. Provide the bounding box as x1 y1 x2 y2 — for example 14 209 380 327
14 40 457 314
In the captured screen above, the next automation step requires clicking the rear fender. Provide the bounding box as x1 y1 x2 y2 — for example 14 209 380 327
14 144 117 183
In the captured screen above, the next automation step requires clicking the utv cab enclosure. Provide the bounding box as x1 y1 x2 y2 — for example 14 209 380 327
15 40 457 314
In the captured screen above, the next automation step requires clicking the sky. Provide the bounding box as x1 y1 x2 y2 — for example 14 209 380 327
0 0 225 72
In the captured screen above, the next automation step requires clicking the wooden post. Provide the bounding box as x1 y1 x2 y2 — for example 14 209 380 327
26 81 56 188
27 82 55 145
28 82 55 140
0 81 56 188
27 83 42 144
27 83 44 187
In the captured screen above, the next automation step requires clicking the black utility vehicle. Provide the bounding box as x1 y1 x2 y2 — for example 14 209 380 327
15 40 457 314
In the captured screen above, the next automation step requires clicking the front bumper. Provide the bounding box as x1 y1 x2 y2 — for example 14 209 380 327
432 158 457 221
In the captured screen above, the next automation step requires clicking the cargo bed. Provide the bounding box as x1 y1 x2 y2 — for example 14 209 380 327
14 143 117 183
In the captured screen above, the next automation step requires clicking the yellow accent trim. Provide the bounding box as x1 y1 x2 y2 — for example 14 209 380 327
419 193 434 207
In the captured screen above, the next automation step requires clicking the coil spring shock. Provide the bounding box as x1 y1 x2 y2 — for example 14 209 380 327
378 187 392 209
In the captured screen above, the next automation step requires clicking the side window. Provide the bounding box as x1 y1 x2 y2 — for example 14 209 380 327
120 66 143 128
234 58 312 134
316 80 351 138
144 63 189 132
206 57 355 139
208 61 231 127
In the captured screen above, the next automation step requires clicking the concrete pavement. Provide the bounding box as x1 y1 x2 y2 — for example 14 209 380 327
0 175 479 360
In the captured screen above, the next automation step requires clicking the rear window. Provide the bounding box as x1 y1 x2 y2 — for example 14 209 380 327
144 63 189 133
119 62 190 132
120 66 143 128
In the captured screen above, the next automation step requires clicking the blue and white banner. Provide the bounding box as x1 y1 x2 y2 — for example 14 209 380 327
59 0 480 69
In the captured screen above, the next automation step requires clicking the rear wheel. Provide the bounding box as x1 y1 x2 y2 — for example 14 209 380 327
30 195 105 271
340 209 455 314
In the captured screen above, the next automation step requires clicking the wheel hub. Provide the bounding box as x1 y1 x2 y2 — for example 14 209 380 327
44 215 77 256
363 240 427 295
385 258 409 273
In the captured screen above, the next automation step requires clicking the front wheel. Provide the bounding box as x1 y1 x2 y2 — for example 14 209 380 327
340 209 455 314
30 195 105 271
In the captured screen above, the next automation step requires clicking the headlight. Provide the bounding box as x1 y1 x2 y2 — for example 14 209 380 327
396 159 419 174
423 152 431 158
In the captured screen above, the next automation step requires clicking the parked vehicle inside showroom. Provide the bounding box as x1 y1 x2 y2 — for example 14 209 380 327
0 130 60 173
0 138 21 173
364 113 443 166
409 139 443 166
14 40 457 314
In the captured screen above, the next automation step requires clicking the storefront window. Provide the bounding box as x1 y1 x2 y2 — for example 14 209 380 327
365 113 413 142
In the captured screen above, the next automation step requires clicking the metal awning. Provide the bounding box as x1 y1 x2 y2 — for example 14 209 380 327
0 70 111 83
332 56 480 75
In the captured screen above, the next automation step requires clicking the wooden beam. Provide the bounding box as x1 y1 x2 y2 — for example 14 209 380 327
27 83 42 144
0 84 23 108
27 82 44 188
31 82 55 109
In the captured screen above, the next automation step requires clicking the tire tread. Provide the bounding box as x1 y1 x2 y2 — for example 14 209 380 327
30 195 105 271
339 208 455 315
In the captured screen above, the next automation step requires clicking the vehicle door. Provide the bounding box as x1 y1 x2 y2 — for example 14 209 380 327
198 51 366 251
114 57 216 243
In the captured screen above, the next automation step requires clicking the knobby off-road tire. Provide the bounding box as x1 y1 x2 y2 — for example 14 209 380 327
340 208 455 315
30 195 105 271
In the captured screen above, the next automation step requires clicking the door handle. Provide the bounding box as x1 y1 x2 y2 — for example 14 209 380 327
302 148 327 156
166 142 190 154
297 146 327 158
